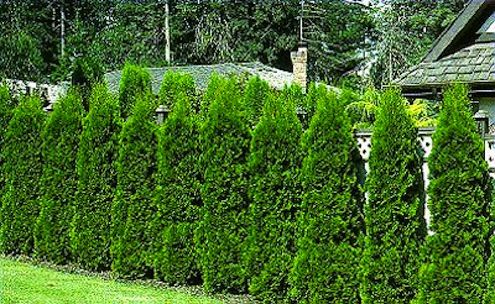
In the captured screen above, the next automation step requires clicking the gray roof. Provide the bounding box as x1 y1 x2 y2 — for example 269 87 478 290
396 42 495 88
105 62 294 94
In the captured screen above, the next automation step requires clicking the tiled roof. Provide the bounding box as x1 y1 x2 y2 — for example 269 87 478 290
105 62 294 94
395 42 495 87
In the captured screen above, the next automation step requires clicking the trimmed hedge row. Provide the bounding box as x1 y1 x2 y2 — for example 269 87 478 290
0 73 492 304
118 63 152 118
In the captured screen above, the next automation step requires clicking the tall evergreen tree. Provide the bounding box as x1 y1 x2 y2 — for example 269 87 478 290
242 76 270 128
246 86 303 302
198 76 251 293
71 84 120 270
362 89 426 303
418 84 491 303
111 93 157 278
0 85 17 190
118 63 152 119
158 71 196 110
289 90 364 303
34 89 84 264
0 95 45 255
154 92 202 285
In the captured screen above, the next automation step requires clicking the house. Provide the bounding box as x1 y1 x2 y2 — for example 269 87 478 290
395 0 495 129
104 44 309 96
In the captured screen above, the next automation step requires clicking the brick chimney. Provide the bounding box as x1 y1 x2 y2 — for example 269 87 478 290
291 41 308 93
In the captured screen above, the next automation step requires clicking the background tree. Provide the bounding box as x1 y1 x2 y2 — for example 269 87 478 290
362 89 426 303
290 89 364 303
418 84 491 303
154 92 201 285
71 84 120 271
0 96 45 255
118 63 152 118
111 93 157 279
34 89 84 264
245 86 303 302
198 76 251 293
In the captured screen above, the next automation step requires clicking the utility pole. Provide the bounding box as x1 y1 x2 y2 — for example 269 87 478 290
165 0 171 63
299 0 304 41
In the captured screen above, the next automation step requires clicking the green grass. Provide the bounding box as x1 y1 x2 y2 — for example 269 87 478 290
0 257 223 304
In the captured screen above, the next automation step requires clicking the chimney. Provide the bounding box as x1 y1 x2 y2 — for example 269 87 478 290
291 41 308 93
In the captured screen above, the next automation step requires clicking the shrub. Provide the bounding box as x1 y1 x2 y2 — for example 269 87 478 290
418 84 491 303
71 84 121 271
158 71 196 110
198 76 251 293
362 89 426 303
111 93 157 278
245 86 303 302
303 82 328 126
242 76 270 128
71 56 104 111
153 92 202 285
289 90 364 303
0 95 45 255
0 85 17 189
34 89 84 264
119 63 152 118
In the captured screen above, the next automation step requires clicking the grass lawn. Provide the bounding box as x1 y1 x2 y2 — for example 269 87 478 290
0 257 224 304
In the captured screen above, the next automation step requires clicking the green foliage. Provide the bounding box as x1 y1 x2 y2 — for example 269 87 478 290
418 84 491 303
198 76 251 293
71 56 104 111
0 96 45 255
119 63 152 119
362 89 426 303
34 90 84 264
304 82 329 127
153 92 201 285
246 86 303 302
71 84 121 271
111 93 157 279
290 90 364 303
242 76 270 128
158 71 196 110
0 85 17 190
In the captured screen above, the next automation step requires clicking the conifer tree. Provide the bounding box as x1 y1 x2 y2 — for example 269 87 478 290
34 89 84 264
198 76 251 293
418 84 491 303
0 95 45 255
0 85 17 189
111 92 157 278
362 89 426 303
71 84 120 270
246 86 303 302
158 71 196 110
243 76 270 128
119 63 152 118
289 90 364 303
154 92 202 285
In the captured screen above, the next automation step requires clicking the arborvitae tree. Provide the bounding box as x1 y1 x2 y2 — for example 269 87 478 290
242 76 270 128
34 89 84 264
200 73 223 115
71 84 121 271
246 87 303 302
71 56 104 111
198 76 251 293
362 89 426 303
111 93 157 278
119 63 152 118
289 90 364 303
153 92 202 285
0 95 45 255
418 84 491 303
0 85 17 189
158 71 196 110
304 82 329 125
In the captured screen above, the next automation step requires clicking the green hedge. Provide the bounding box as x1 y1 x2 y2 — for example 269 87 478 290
154 92 202 285
71 84 121 271
111 93 157 278
418 84 491 303
158 71 196 110
198 76 251 293
34 89 84 264
0 85 17 191
290 90 364 303
243 76 270 127
0 95 45 255
119 63 152 118
246 86 303 302
362 89 426 303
